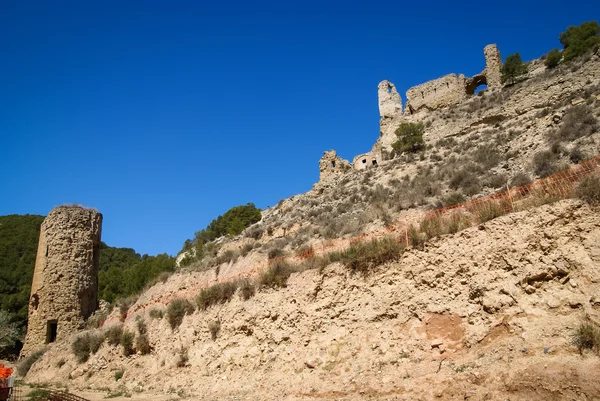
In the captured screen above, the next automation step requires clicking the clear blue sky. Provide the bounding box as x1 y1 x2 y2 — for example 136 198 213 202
1 1 598 256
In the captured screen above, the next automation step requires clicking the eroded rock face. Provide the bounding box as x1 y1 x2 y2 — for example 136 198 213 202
26 200 600 400
21 206 102 356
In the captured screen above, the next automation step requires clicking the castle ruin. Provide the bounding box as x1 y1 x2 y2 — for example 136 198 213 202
317 45 503 183
392 44 502 115
318 150 352 181
21 206 102 356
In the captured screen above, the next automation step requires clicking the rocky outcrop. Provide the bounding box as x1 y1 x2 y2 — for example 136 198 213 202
21 206 102 356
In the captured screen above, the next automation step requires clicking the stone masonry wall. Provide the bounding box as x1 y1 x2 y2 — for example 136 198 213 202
352 152 378 170
21 206 102 356
403 44 502 114
483 44 502 89
405 74 466 113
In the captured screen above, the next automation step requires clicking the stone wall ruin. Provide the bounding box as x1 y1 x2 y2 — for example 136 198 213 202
21 206 102 356
381 44 503 116
317 45 503 183
319 150 351 181
378 80 403 117
352 153 378 170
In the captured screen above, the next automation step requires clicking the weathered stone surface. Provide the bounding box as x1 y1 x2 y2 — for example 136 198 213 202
404 44 502 114
483 44 502 89
406 74 467 114
378 80 402 117
21 206 102 356
352 152 378 170
318 150 351 181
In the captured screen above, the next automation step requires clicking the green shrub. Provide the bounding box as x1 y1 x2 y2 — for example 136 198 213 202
475 201 506 223
449 168 481 196
572 320 600 354
560 21 600 62
392 122 425 154
551 104 599 143
259 260 296 288
27 389 51 401
444 192 466 207
510 172 532 187
16 348 46 376
136 316 147 335
473 144 500 169
114 369 124 381
182 203 262 255
104 325 124 346
576 174 600 205
267 247 285 260
196 281 239 310
533 150 559 178
569 147 586 164
545 48 562 68
135 333 151 355
120 331 135 356
501 52 528 85
176 347 188 368
329 237 405 275
239 280 256 300
166 298 195 330
208 320 221 341
245 226 264 240
0 310 20 357
443 212 472 234
420 216 443 240
72 332 104 363
148 308 164 319
485 173 507 189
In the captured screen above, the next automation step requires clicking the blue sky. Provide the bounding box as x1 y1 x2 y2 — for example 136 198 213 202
1 1 598 256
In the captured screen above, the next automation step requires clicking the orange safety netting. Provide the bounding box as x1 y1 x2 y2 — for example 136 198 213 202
0 365 12 379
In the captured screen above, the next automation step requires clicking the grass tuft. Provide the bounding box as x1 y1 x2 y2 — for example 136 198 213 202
329 237 405 275
572 320 600 355
166 298 195 330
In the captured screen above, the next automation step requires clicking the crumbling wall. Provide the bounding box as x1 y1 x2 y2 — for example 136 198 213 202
21 206 102 356
352 152 378 170
378 80 403 117
403 44 503 114
319 150 351 181
405 74 466 114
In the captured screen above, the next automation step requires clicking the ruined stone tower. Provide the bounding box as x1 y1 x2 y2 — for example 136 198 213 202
483 44 502 89
378 80 403 118
21 206 102 356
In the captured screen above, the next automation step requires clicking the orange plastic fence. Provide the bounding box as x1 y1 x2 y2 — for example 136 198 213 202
114 156 600 322
0 365 12 380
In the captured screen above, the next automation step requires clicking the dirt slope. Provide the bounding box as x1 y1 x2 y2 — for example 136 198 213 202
26 199 600 400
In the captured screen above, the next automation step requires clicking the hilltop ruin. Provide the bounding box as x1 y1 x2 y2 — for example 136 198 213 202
319 44 503 183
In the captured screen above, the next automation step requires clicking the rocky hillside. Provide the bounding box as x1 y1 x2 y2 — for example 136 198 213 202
20 48 600 400
175 52 600 276
26 199 600 400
